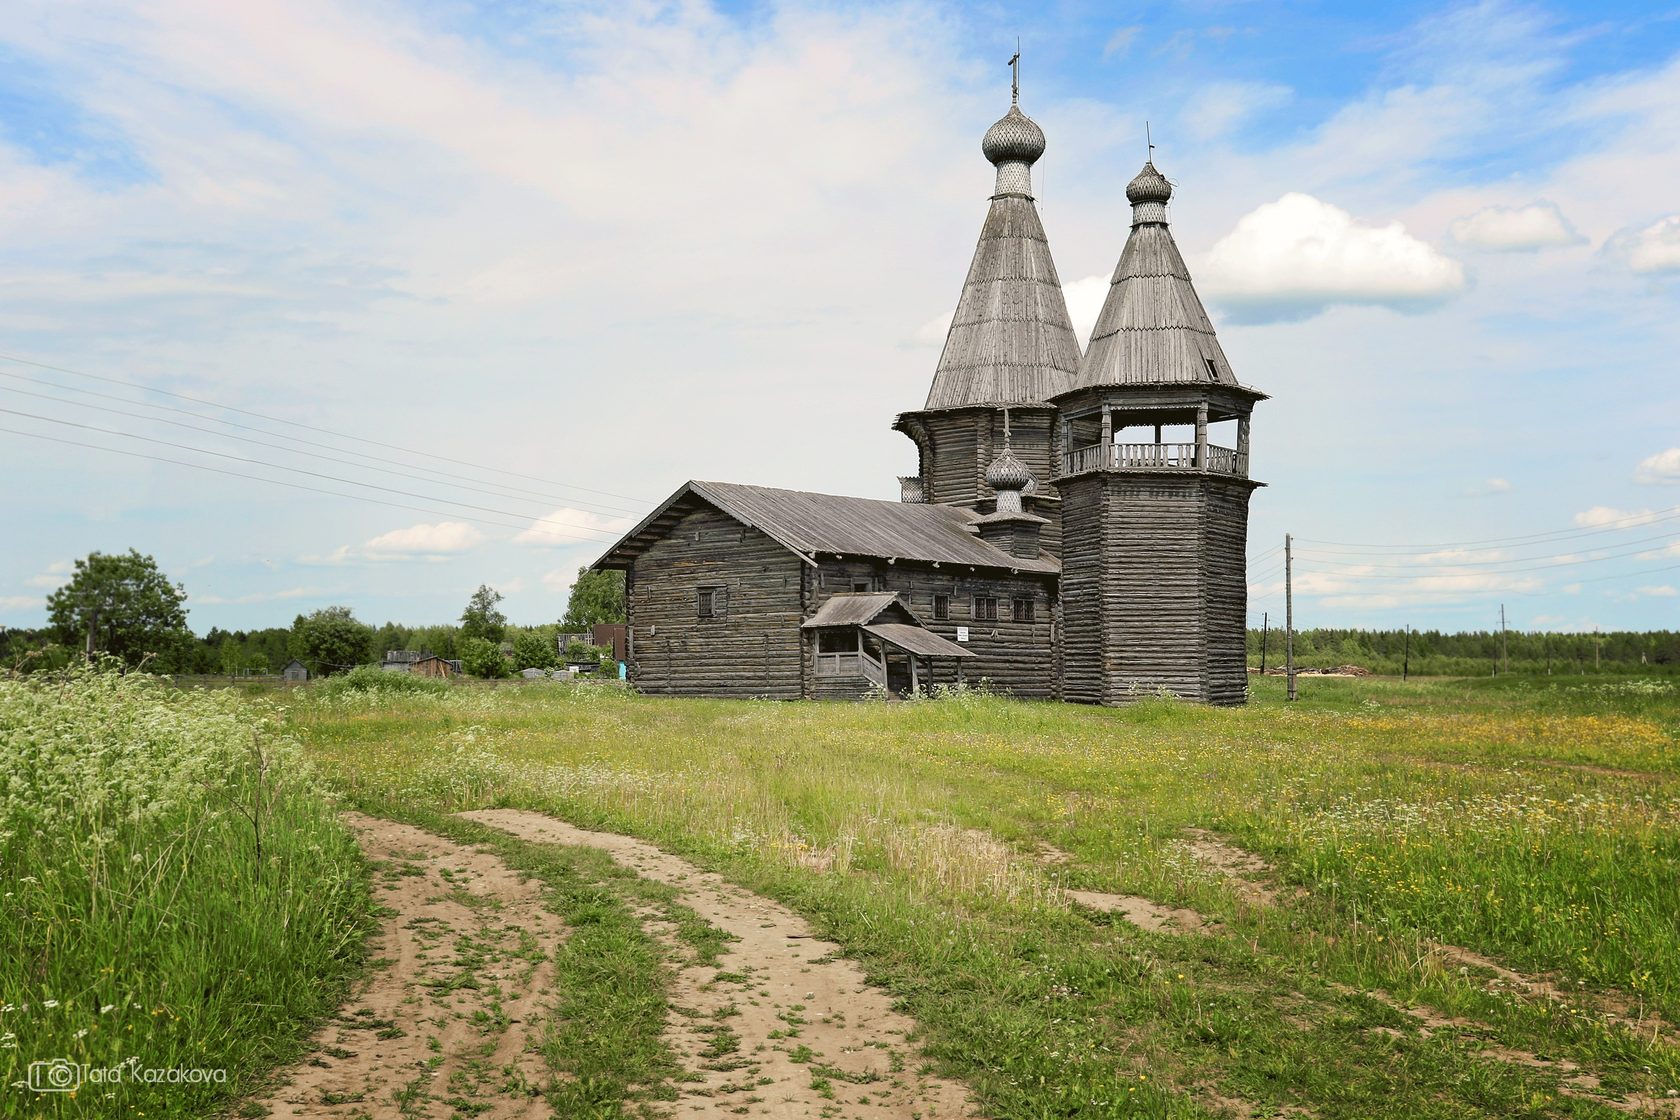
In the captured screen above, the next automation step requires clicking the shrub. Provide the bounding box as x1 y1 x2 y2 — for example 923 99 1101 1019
316 663 449 697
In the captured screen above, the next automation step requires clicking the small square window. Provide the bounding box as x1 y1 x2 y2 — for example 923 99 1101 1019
973 596 998 621
932 594 950 620
1012 597 1035 622
852 580 872 593
697 586 727 619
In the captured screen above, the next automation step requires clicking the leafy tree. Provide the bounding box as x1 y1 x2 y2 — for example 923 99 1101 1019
459 636 511 679
560 568 625 629
511 630 558 670
45 549 192 669
459 585 508 643
290 606 375 675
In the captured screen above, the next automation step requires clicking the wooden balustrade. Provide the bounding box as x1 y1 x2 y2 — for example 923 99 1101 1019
1060 442 1248 478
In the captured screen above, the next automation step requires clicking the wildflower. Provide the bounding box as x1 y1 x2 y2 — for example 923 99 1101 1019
43 999 59 1009
100 1005 115 1014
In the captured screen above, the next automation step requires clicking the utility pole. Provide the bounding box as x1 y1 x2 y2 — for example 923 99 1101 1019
1285 534 1296 702
1259 612 1269 675
1402 624 1410 682
85 606 99 661
1595 627 1601 671
1499 603 1508 675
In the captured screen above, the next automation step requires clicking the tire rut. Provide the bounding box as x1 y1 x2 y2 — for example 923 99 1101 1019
459 807 981 1120
254 813 564 1119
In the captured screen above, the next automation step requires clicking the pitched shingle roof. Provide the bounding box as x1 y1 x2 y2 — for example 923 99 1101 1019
1072 162 1241 392
593 480 1059 575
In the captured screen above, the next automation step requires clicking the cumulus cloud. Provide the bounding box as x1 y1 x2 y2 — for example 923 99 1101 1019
1463 477 1513 496
24 560 74 589
363 521 484 556
1635 448 1680 485
1637 585 1678 597
1573 506 1662 528
1611 215 1680 274
514 507 636 549
1200 193 1466 322
195 586 324 606
0 594 42 612
1449 201 1582 251
1061 275 1110 347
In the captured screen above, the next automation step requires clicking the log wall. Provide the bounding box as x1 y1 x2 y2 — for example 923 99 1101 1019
1057 472 1256 706
911 407 1064 556
625 503 805 698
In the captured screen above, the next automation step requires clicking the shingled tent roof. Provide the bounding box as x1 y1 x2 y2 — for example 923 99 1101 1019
1072 161 1241 391
919 102 1080 411
592 480 1059 575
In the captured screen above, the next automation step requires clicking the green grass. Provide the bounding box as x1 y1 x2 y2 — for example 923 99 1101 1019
286 672 1680 1118
0 666 373 1117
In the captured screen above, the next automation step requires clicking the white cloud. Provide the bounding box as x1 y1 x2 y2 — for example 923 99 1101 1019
542 568 576 593
1573 506 1661 528
195 586 323 606
1061 274 1109 347
1102 26 1141 60
1615 215 1680 274
363 520 484 556
1200 194 1466 322
1182 81 1292 141
1449 201 1582 251
514 507 635 549
1635 448 1680 485
0 594 42 611
25 560 74 589
1462 477 1512 496
1636 585 1677 597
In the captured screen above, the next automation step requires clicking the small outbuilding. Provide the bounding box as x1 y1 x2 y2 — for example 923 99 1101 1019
281 658 309 683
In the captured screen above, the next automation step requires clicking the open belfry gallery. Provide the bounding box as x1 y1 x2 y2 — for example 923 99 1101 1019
595 79 1267 705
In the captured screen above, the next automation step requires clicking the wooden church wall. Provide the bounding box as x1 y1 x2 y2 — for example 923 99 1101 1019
626 504 806 699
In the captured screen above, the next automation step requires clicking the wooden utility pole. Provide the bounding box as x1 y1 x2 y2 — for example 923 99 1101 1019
1499 603 1509 675
1595 627 1601 671
1259 612 1269 675
1402 624 1410 682
1285 534 1296 702
84 606 99 661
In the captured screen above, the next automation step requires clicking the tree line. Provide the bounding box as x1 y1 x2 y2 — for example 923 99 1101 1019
1247 625 1680 676
0 550 625 679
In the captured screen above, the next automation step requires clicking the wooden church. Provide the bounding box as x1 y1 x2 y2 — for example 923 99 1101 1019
593 83 1266 705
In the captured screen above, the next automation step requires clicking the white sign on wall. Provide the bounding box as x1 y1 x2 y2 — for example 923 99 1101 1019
955 626 969 643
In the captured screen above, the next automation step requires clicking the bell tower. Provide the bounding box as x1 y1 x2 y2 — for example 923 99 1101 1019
893 77 1080 553
1052 161 1266 705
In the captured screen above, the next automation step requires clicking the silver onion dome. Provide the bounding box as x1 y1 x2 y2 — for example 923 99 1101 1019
981 105 1046 166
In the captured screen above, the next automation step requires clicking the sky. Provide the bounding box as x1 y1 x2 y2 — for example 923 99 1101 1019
1 0 1678 637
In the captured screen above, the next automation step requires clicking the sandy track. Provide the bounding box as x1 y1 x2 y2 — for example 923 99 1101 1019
460 807 981 1120
255 813 565 1119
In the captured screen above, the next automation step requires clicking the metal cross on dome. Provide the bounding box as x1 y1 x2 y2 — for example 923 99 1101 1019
1008 45 1020 104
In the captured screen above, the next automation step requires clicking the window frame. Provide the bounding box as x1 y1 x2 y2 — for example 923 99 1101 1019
1012 596 1035 622
973 595 998 622
932 594 950 621
697 585 727 619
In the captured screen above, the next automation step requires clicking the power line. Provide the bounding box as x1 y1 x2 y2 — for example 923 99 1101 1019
1295 505 1680 552
1295 530 1679 572
0 368 644 518
0 381 639 520
0 407 620 544
0 350 650 505
1 426 549 536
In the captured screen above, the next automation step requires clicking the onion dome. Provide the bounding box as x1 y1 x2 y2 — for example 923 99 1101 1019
982 105 1046 166
1126 161 1173 205
985 443 1034 493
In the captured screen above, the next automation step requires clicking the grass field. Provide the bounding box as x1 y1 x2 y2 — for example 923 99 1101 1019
4 670 1677 1118
285 673 1679 1119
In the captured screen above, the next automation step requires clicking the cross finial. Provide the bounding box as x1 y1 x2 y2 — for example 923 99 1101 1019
1003 406 1013 447
1009 42 1020 104
1146 120 1155 164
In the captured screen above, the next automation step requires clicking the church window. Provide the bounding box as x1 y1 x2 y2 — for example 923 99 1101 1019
1013 597 1035 622
973 596 998 621
933 594 950 620
697 586 727 619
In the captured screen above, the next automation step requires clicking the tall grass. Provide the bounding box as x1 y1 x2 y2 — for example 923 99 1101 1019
0 666 370 1117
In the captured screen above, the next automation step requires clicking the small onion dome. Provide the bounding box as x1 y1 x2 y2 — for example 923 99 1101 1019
985 443 1034 492
981 105 1046 166
1126 161 1173 204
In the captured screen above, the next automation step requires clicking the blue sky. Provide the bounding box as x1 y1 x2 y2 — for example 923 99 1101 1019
1 0 1677 637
